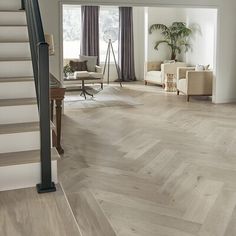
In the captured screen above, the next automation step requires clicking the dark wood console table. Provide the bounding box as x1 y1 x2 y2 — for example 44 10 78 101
50 74 66 154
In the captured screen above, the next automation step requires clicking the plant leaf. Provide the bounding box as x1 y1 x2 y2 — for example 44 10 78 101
149 24 169 34
154 40 169 50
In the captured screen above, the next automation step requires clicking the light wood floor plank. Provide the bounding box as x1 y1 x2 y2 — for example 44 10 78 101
57 83 236 236
67 188 117 236
0 185 82 236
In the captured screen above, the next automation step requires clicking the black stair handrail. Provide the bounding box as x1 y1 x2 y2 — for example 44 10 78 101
22 0 56 193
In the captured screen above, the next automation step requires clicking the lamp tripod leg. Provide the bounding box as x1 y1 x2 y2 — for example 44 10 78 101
110 41 122 87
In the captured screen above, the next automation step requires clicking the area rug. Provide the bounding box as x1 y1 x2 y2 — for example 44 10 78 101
64 86 143 110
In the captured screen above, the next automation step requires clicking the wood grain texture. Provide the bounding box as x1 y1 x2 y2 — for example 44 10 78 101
59 83 236 236
0 184 82 236
0 122 39 134
0 147 59 167
2 83 236 236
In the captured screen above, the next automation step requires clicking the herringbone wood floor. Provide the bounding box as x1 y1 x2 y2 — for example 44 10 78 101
59 83 236 236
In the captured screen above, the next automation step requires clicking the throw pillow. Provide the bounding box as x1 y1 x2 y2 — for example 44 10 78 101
69 60 88 72
164 60 175 64
80 55 97 72
195 64 205 71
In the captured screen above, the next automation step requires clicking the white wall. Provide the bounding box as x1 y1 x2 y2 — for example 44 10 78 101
185 8 217 69
38 0 236 103
147 7 186 62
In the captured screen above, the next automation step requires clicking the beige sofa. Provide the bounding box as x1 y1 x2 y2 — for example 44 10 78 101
144 61 187 87
177 67 213 102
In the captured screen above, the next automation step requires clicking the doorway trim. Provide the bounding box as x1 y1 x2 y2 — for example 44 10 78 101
59 1 219 103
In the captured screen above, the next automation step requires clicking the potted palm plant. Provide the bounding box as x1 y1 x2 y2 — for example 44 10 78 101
149 22 192 60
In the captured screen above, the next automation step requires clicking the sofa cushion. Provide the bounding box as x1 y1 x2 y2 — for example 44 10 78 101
145 71 162 84
195 64 211 71
69 60 88 72
74 71 90 78
80 55 97 72
164 60 175 64
89 72 103 79
178 78 187 94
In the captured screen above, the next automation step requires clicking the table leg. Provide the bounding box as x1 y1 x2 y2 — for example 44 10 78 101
80 80 86 99
80 79 93 99
51 99 57 148
55 99 64 154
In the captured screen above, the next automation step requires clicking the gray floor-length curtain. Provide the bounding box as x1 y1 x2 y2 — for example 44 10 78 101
118 7 136 81
81 6 100 64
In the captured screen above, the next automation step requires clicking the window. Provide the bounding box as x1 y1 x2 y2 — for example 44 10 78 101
63 5 119 62
99 7 119 63
63 5 81 59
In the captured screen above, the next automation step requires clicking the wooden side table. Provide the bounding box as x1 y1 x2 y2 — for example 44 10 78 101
50 74 66 154
165 73 177 92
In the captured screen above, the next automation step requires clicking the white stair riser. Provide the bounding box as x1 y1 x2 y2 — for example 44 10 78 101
0 43 30 58
0 26 28 41
0 131 40 153
0 61 33 77
0 105 38 124
0 81 35 99
0 12 26 25
0 0 21 10
0 160 58 191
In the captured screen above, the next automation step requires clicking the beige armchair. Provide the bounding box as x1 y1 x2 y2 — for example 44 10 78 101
63 58 103 89
177 67 213 102
145 61 186 87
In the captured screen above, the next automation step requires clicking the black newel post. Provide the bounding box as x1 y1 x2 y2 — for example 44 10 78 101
20 0 25 10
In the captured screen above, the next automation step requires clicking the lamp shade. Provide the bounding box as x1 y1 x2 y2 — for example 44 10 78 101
45 34 55 56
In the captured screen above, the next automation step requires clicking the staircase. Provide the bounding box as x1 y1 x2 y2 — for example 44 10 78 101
0 0 58 191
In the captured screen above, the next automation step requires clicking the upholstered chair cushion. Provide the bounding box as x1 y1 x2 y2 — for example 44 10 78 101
80 55 98 72
69 60 88 72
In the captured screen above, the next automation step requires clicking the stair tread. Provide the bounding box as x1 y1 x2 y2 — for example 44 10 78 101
0 148 59 167
0 76 33 82
0 122 39 135
0 98 37 107
0 10 25 12
0 41 29 43
0 40 29 43
0 25 27 27
0 57 31 62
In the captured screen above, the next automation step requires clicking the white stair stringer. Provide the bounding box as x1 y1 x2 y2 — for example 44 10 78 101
0 1 59 192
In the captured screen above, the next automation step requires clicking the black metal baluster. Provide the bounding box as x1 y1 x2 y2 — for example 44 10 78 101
20 0 25 10
36 43 56 193
24 0 56 193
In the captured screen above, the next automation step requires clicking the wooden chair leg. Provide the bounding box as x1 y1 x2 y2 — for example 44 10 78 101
101 83 103 90
187 95 190 102
177 90 180 95
144 81 147 86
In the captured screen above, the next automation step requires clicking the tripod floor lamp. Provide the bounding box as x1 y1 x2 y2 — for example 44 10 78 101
103 31 122 87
